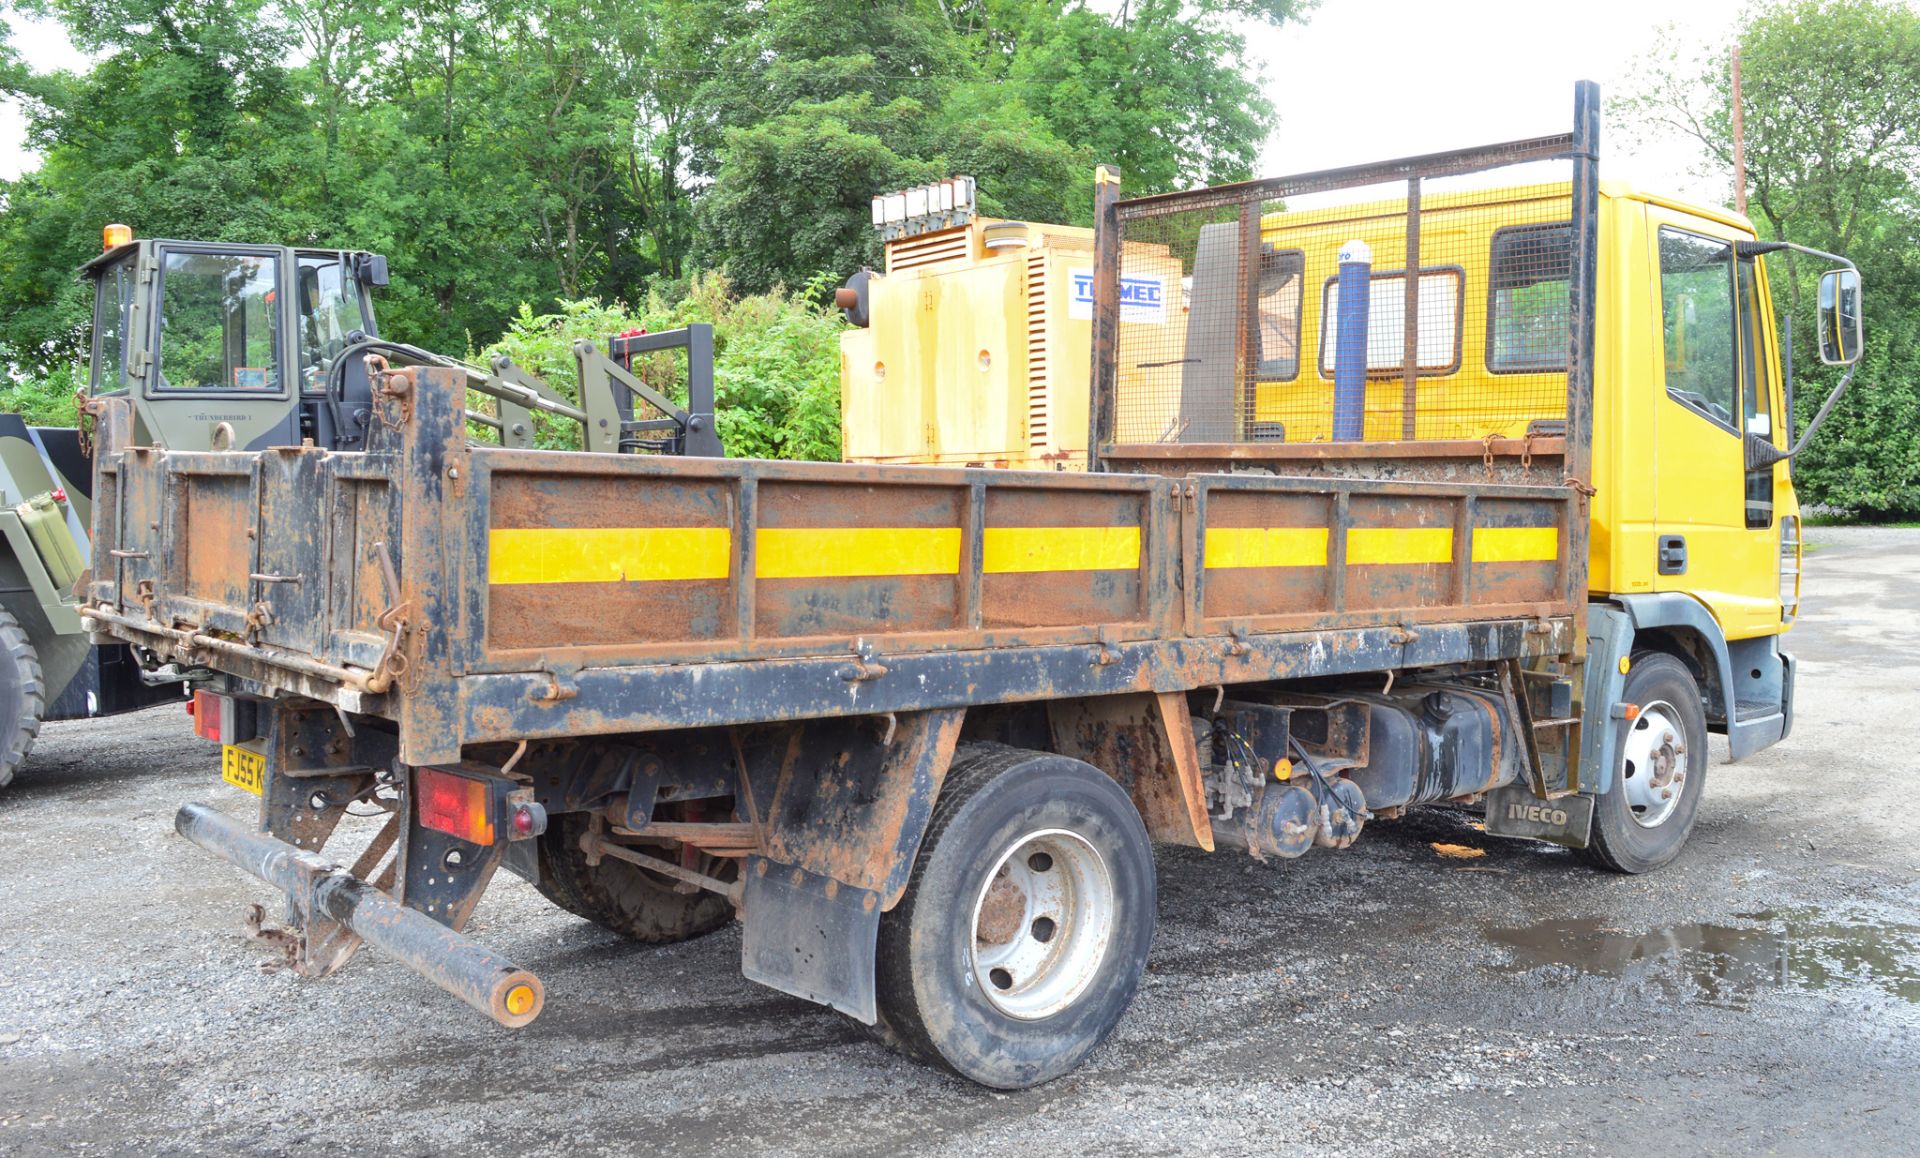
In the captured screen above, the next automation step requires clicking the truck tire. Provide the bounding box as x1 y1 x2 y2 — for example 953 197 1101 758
0 607 45 787
1585 652 1707 874
874 744 1155 1089
534 812 736 943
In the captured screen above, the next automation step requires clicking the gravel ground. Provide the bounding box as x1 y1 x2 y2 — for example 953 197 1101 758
2 527 1916 1156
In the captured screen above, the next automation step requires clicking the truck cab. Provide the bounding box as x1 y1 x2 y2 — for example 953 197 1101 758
80 230 389 453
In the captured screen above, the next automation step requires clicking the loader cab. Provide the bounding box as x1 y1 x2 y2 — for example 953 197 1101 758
80 229 386 453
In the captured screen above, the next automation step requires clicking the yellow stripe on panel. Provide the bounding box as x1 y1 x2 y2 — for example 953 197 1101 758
756 527 962 579
1346 527 1454 566
489 527 731 585
1472 526 1559 563
983 526 1141 573
1203 527 1330 569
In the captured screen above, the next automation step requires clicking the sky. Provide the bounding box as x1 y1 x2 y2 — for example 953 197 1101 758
1 1 1746 199
1249 0 1745 204
0 11 87 181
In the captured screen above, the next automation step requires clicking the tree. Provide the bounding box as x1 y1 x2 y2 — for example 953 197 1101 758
1617 0 1920 519
0 0 1317 458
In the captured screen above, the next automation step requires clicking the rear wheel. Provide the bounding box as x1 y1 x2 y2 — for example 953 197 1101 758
1585 652 1707 874
0 607 45 788
874 744 1155 1089
535 812 736 943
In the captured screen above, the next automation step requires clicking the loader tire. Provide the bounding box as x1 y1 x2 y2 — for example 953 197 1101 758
535 811 736 943
0 607 45 788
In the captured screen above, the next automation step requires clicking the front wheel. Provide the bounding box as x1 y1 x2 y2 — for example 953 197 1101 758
1585 652 1708 874
0 607 45 788
874 744 1155 1089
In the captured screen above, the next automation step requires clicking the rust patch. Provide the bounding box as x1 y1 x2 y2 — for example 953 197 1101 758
1048 693 1214 851
491 578 731 650
181 475 253 610
976 871 1024 945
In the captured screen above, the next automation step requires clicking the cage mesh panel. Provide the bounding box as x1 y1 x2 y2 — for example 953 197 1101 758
1111 174 1573 445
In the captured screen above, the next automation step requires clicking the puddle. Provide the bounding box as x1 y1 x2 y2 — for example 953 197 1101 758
1487 909 1920 1009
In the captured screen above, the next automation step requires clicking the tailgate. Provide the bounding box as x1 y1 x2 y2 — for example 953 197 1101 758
86 404 399 693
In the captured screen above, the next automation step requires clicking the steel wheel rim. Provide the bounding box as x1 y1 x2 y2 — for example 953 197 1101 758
1621 700 1688 829
970 828 1115 1021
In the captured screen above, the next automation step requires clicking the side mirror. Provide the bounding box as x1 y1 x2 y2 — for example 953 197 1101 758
356 252 390 288
1817 268 1862 365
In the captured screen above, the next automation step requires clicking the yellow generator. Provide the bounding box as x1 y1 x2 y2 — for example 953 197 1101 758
839 179 1110 471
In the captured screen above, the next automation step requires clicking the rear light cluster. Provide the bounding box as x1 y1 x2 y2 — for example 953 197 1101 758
190 690 256 744
419 767 494 844
416 766 546 846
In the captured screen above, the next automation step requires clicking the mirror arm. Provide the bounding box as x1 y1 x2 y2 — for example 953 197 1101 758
1749 361 1857 470
1737 238 1854 269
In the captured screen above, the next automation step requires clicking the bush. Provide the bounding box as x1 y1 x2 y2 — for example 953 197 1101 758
1788 309 1920 521
481 272 844 461
0 364 85 427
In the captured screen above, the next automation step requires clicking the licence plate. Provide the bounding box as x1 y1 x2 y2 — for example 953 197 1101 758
221 743 266 796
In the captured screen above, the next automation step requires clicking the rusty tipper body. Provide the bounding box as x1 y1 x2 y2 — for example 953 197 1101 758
85 84 1863 1089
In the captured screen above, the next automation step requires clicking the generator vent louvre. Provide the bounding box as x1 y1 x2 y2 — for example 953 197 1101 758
1026 252 1049 451
887 228 971 272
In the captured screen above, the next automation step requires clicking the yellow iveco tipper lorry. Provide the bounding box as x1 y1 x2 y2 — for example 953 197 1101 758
86 83 1867 1090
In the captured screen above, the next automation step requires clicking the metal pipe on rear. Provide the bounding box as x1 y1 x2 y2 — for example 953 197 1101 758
174 802 545 1028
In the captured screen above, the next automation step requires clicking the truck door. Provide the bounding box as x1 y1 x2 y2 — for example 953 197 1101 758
1648 212 1783 639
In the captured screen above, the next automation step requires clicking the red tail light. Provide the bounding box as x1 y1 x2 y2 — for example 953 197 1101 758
192 690 226 743
417 767 494 845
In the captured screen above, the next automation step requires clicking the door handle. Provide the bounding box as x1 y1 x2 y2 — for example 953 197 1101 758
1658 534 1688 575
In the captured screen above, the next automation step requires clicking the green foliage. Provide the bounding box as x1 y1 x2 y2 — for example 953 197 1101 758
482 273 845 461
0 362 83 427
0 0 1309 429
1618 0 1920 519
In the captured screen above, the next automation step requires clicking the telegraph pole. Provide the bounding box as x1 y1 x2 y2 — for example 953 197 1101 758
1731 44 1747 215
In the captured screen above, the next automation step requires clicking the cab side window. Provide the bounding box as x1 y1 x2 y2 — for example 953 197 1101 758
297 255 364 390
1657 229 1738 430
154 251 282 393
1738 256 1775 528
92 257 134 393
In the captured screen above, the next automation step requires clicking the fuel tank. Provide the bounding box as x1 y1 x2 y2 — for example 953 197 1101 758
1343 684 1525 810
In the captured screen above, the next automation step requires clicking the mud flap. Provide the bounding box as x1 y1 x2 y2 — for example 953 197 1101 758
739 857 881 1023
1484 783 1594 849
735 708 964 1022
